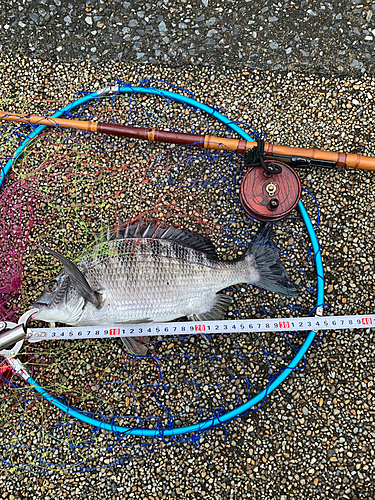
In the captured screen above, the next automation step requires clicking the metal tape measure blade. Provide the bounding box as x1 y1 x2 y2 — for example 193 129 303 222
26 314 375 343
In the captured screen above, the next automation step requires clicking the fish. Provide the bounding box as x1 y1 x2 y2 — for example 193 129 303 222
31 220 297 355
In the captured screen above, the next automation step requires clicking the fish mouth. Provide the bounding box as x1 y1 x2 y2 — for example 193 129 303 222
30 302 46 319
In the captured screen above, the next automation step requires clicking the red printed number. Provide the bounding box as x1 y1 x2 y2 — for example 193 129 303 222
279 321 290 329
195 324 205 332
362 318 372 325
110 328 121 336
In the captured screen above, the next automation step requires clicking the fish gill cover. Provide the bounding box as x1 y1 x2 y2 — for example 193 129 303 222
0 80 320 473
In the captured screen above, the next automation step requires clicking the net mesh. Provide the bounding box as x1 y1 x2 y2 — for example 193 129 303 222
0 80 320 473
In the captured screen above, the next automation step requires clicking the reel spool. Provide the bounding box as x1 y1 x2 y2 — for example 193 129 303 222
240 160 302 222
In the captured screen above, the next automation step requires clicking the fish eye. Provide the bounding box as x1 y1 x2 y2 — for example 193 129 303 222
46 281 58 293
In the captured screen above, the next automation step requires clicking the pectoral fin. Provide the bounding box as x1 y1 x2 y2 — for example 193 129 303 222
115 318 152 324
39 246 102 309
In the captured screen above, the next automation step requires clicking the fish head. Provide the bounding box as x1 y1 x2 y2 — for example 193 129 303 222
31 246 103 324
31 272 85 324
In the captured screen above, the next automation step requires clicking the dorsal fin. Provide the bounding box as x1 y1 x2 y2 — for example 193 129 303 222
97 219 219 261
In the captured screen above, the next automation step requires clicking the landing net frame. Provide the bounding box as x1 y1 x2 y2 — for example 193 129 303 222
1 82 324 439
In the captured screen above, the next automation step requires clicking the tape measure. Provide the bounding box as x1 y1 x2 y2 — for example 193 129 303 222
26 313 375 343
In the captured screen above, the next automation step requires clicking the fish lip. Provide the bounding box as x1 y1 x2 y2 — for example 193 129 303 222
31 301 47 308
30 303 46 319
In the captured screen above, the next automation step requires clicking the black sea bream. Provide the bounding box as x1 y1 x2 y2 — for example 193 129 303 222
32 221 297 354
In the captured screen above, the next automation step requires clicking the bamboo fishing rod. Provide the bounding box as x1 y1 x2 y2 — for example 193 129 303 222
1 111 375 171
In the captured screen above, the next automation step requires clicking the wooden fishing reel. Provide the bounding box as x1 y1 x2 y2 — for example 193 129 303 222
240 159 302 222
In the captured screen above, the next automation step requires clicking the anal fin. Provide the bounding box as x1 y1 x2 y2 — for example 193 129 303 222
188 294 232 321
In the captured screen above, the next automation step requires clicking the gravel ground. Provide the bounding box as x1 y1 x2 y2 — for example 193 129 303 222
0 3 375 497
0 54 374 499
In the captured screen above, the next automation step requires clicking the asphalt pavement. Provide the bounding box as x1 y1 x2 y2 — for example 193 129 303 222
0 0 375 74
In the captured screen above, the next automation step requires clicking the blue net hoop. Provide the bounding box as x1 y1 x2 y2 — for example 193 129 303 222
1 83 325 438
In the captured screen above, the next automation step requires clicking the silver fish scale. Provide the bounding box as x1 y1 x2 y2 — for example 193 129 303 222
73 237 249 325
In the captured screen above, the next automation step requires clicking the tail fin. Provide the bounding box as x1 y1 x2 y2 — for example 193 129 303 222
243 229 298 297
